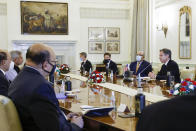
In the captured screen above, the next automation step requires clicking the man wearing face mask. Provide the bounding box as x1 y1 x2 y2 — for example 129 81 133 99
148 48 181 83
103 52 118 74
0 50 11 96
6 50 23 82
8 44 84 131
80 52 92 73
129 51 152 77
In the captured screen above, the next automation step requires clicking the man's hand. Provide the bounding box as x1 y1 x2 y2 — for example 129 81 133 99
71 116 84 128
148 72 156 79
67 113 81 120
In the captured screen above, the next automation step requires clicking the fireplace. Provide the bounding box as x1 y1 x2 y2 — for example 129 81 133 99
12 40 77 69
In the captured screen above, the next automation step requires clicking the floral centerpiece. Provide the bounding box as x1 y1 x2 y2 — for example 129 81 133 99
88 71 105 83
59 64 70 74
170 78 196 96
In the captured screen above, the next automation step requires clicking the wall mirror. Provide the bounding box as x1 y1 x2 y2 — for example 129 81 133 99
179 6 192 59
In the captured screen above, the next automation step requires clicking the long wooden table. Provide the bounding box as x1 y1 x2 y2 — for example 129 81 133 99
58 73 171 131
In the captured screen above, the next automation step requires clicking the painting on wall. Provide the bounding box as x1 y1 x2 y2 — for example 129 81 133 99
88 41 105 54
88 27 105 41
106 41 120 54
105 27 120 41
21 1 68 35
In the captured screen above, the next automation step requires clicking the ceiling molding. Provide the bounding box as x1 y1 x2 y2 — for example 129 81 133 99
80 0 131 10
80 7 130 19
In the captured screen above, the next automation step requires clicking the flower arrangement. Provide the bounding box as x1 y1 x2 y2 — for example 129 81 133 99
170 78 196 96
88 71 105 83
59 64 70 74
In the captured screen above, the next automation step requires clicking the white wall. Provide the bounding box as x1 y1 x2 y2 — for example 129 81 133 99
7 0 80 45
0 3 7 50
152 0 196 65
5 0 132 69
7 0 81 69
80 18 131 64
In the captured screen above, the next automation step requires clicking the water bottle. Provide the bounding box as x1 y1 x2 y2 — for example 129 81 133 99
111 91 116 111
110 70 114 82
65 76 72 91
166 72 171 87
135 74 145 117
60 80 65 94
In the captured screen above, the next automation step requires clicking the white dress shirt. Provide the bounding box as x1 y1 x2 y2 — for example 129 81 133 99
5 61 17 82
165 59 170 66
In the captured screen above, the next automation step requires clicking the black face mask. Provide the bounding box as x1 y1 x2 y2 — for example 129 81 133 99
49 64 56 76
43 61 56 76
103 59 110 65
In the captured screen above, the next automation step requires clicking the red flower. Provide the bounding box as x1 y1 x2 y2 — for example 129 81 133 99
181 81 188 86
185 78 191 82
192 81 196 86
97 79 102 83
180 87 186 92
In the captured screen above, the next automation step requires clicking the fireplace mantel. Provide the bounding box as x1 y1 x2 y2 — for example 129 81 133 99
12 40 77 46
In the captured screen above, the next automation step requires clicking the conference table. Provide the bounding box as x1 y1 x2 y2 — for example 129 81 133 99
56 72 172 131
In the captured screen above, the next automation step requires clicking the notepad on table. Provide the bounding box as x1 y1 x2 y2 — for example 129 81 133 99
80 106 114 117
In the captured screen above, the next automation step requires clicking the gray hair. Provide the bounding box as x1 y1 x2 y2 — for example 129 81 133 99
10 50 22 60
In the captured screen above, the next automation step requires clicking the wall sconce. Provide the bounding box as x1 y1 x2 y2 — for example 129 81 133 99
156 24 168 38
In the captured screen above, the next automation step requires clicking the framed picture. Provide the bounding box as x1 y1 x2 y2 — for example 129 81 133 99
105 27 120 41
88 41 105 54
88 27 104 41
21 1 68 35
106 41 120 54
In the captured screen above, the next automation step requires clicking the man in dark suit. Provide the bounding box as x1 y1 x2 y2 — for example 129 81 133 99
129 51 152 77
6 50 23 82
11 50 23 73
103 52 118 74
149 48 181 83
80 52 92 73
0 50 11 96
8 44 83 131
136 92 196 131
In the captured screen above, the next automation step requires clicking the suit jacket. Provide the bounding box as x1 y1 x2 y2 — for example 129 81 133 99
156 60 181 83
136 93 196 131
107 60 118 74
129 60 152 77
0 69 10 96
80 60 92 72
14 65 20 74
8 66 81 131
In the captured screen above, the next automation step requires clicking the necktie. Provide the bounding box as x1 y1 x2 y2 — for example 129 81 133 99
136 62 140 73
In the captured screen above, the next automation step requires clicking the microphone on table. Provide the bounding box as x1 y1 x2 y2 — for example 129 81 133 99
137 62 152 77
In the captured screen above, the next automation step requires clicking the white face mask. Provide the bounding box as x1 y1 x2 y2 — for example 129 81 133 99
136 55 142 62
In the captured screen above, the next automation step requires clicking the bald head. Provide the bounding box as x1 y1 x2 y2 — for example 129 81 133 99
26 43 56 65
25 43 56 77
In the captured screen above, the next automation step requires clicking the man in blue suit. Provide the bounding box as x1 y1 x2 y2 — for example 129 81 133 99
8 44 83 131
129 51 152 77
0 50 11 96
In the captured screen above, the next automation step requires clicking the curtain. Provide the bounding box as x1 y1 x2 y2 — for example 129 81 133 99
131 0 149 61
